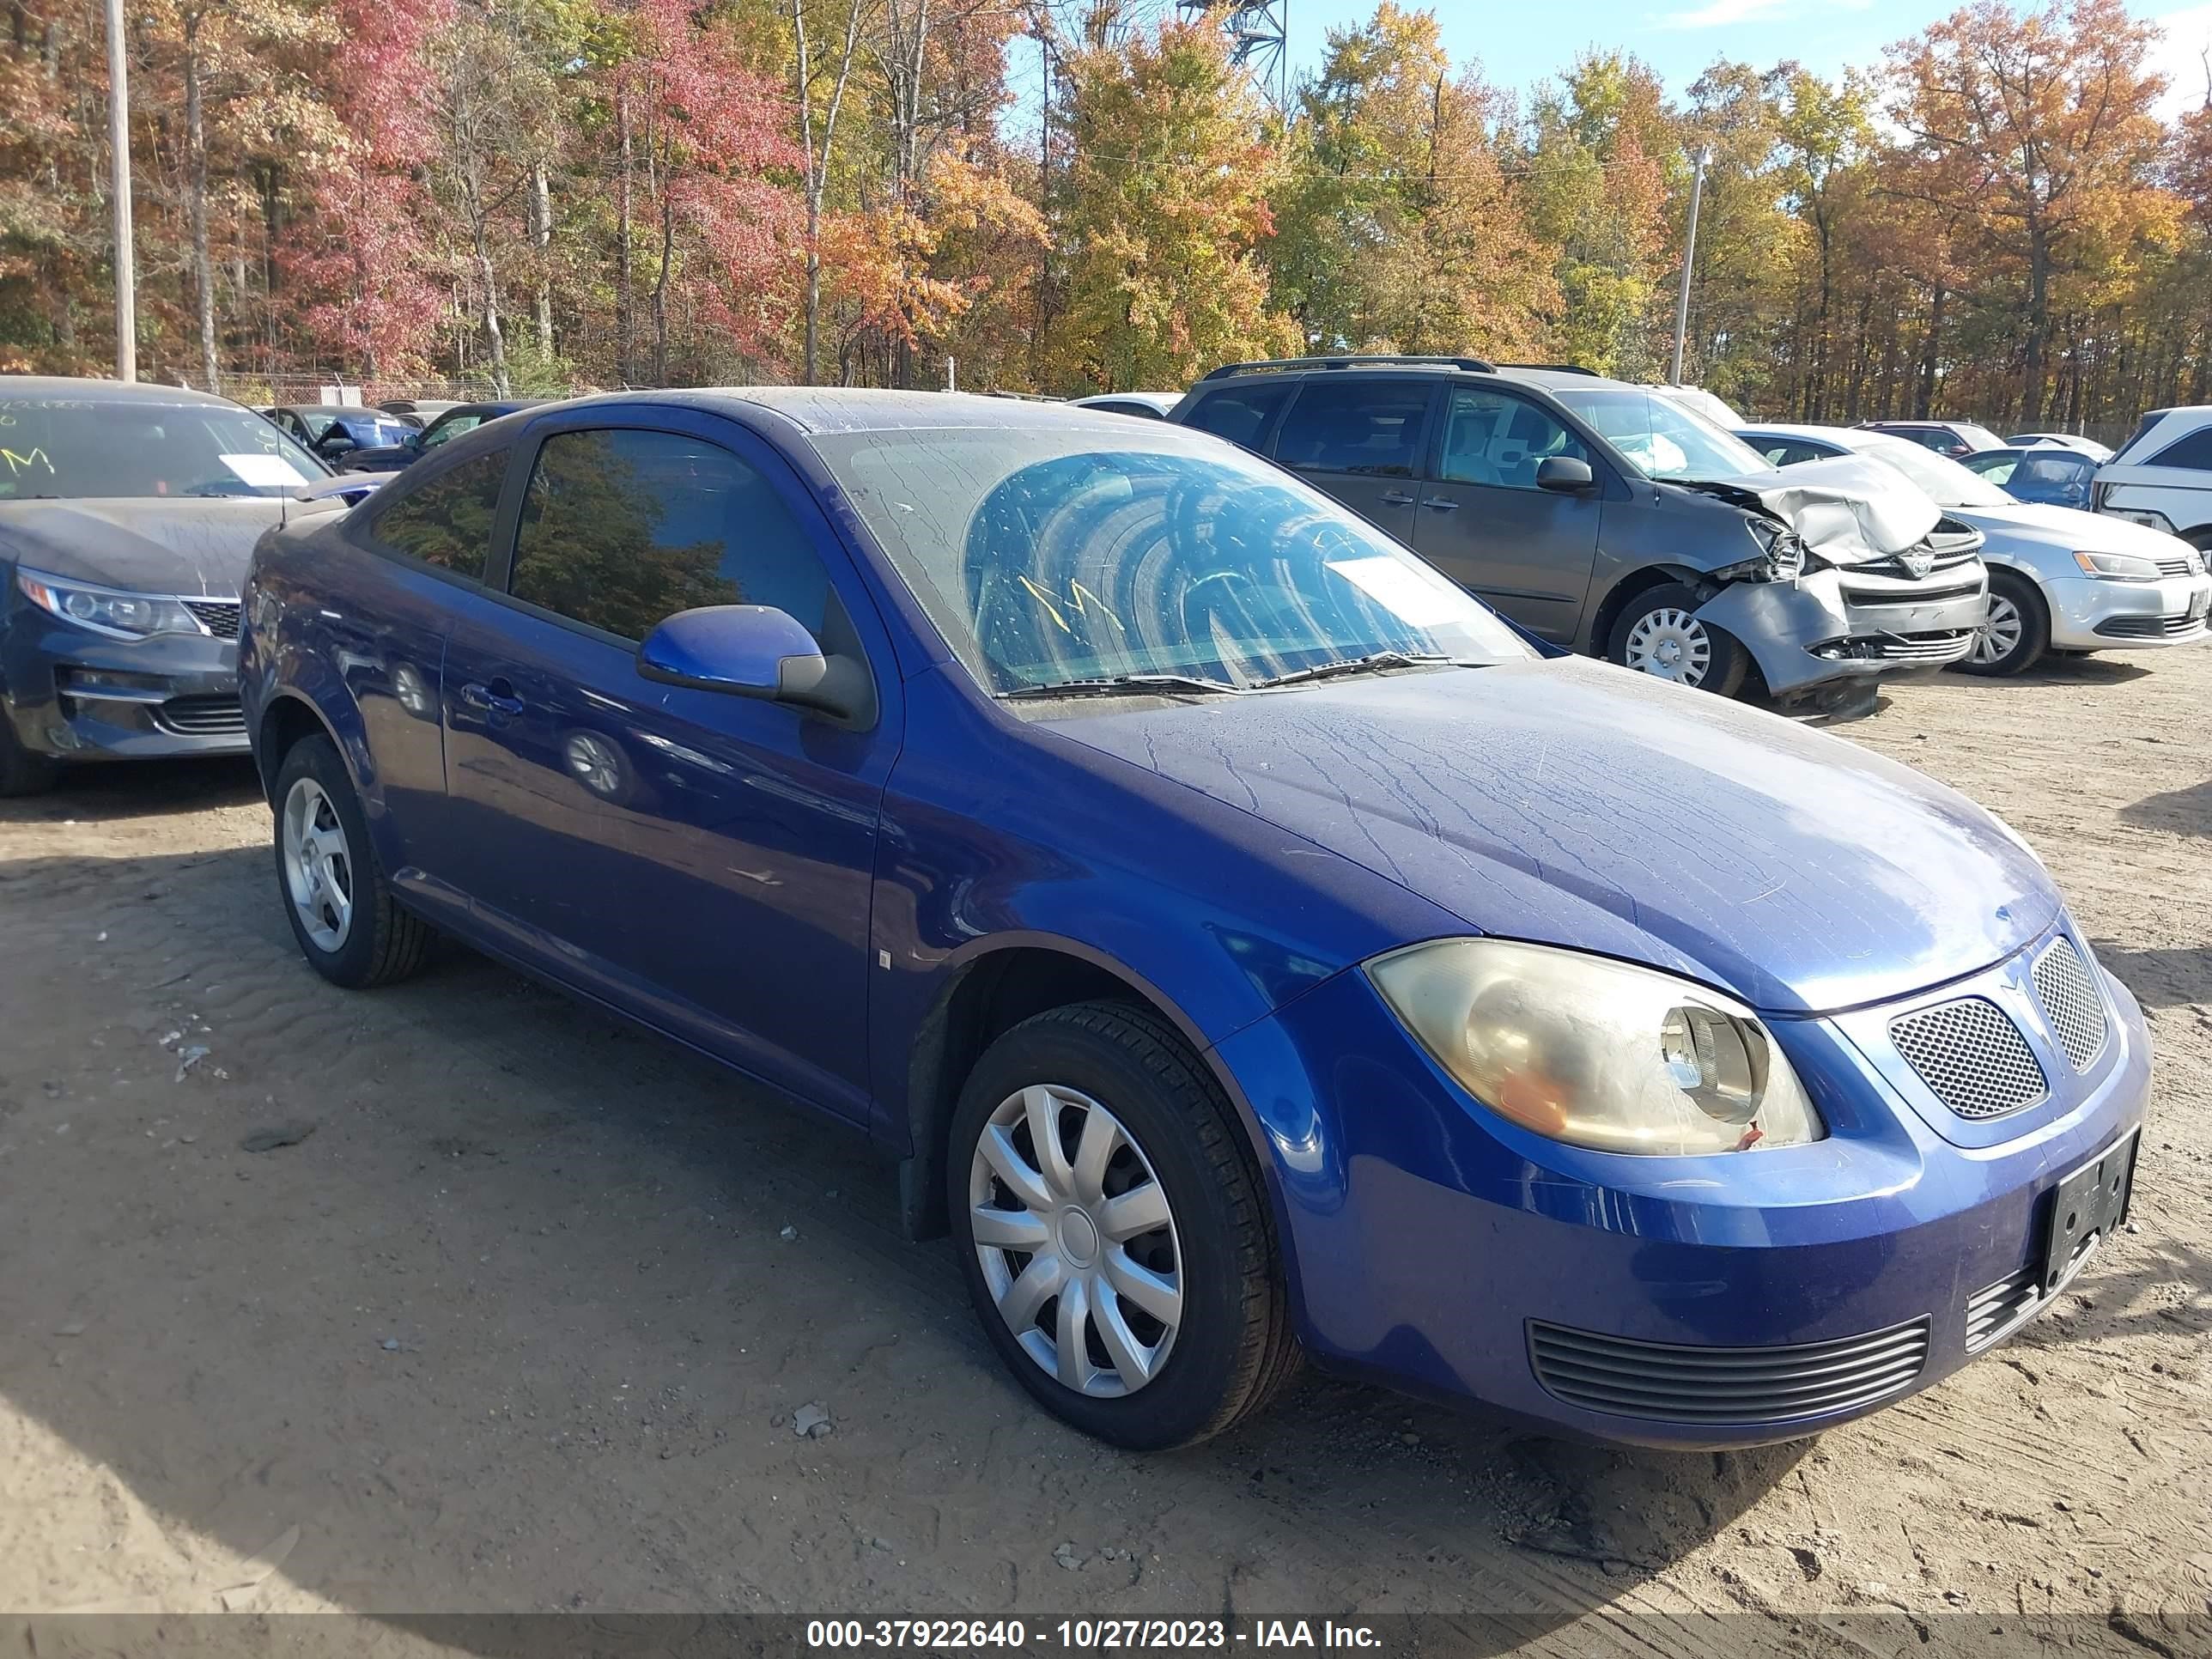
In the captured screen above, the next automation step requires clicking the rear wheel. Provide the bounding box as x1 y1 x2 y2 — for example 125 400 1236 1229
1607 582 1748 696
272 734 432 988
0 709 59 798
948 1002 1297 1449
1956 569 2048 677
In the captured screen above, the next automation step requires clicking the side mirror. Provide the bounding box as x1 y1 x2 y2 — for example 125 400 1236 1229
319 433 359 456
636 605 872 723
1536 456 1596 494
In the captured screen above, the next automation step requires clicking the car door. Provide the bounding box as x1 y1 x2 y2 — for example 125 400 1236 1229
328 440 521 919
1263 377 1434 544
438 408 896 1121
1407 385 1603 641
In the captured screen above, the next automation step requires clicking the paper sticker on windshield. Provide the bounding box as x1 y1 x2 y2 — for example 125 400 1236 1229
221 453 310 487
1327 556 1465 625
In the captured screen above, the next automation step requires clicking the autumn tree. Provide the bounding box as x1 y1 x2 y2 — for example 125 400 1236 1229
1887 0 2172 422
1041 9 1297 392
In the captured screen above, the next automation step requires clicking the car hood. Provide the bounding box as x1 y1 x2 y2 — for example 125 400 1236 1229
1684 455 1943 563
1949 500 2188 556
1046 659 2058 1015
0 497 287 596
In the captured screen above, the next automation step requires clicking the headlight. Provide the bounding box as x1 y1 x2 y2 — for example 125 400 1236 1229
15 568 204 638
1715 519 1806 582
1367 938 1826 1155
2071 550 2160 581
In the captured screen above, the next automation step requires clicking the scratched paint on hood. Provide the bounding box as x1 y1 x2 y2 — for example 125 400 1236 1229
0 496 287 597
1039 656 2057 1015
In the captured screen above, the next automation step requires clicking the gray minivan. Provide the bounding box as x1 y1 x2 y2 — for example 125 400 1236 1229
1170 358 1989 704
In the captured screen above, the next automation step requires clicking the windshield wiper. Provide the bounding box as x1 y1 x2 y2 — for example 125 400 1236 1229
999 672 1249 701
1246 650 1458 690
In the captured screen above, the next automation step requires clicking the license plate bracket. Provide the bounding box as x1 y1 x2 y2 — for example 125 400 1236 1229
2039 1130 2138 1295
2189 590 2209 623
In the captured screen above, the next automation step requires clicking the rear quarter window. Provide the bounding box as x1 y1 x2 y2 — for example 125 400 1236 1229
1182 383 1291 452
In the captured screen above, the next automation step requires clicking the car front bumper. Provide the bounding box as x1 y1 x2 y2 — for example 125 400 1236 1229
1695 565 1987 696
1212 921 2149 1449
2045 572 2212 650
1 602 248 761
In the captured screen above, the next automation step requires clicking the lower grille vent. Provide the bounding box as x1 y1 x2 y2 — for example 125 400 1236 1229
1528 1318 1930 1425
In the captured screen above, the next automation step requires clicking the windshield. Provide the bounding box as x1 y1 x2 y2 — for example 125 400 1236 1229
302 410 414 447
1853 436 2014 508
814 429 1534 695
0 395 327 499
1550 387 1771 483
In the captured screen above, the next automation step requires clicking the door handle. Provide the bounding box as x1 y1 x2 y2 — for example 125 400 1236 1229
461 678 526 717
1380 490 1416 507
1420 496 1460 510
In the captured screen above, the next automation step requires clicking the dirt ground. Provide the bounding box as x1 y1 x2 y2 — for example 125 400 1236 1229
2 647 2208 1658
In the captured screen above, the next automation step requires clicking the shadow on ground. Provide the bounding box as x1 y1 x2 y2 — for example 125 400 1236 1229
0 836 1801 1651
0 756 263 825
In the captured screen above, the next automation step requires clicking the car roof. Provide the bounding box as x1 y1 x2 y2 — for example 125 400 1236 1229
1737 422 1865 443
0 374 240 408
283 404 398 416
608 386 1200 437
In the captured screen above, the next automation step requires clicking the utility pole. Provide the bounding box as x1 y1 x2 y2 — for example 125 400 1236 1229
105 0 137 381
1668 143 1713 387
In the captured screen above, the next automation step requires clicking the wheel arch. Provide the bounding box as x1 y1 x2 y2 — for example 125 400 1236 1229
254 690 341 803
1588 563 1709 655
898 941 1258 1243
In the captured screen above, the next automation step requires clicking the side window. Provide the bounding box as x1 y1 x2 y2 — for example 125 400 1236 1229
2147 426 2212 473
422 413 481 450
507 428 830 644
1438 388 1589 489
368 448 510 580
1183 383 1291 452
1273 380 1428 477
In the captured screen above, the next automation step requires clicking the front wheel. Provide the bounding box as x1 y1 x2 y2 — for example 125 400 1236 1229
272 734 433 988
1955 570 2049 677
1607 582 1748 696
948 1002 1297 1449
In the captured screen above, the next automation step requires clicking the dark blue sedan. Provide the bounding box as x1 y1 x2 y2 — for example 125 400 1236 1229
239 391 2148 1450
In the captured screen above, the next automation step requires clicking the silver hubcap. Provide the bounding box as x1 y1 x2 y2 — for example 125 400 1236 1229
969 1084 1182 1398
281 777 355 952
1972 595 2023 664
1624 608 1712 685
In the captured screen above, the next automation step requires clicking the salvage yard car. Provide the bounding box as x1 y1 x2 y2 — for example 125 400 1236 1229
1170 357 1988 705
1740 423 2211 675
0 375 330 795
242 390 2148 1452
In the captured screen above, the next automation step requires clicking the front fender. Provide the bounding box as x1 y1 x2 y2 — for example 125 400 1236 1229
1693 570 1857 696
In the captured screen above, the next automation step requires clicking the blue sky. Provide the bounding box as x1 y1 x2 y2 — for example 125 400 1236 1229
1282 0 2212 118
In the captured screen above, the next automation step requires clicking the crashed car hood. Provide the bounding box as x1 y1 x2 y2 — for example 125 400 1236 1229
1682 455 1943 563
1045 658 2058 1015
0 497 286 597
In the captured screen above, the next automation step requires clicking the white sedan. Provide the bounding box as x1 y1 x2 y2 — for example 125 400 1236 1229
1739 422 2211 676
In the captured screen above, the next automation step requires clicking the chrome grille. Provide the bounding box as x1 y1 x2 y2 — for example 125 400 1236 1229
1966 1265 2040 1351
181 599 241 640
2154 554 2199 578
1888 997 2047 1119
155 695 246 737
1528 1319 1930 1425
1868 629 1976 663
2032 939 2107 1071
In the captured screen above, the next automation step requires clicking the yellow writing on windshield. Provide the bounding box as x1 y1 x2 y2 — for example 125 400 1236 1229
1018 574 1126 636
2 446 54 476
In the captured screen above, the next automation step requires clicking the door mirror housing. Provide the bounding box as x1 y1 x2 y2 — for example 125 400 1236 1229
636 605 871 723
318 432 359 456
1535 456 1596 494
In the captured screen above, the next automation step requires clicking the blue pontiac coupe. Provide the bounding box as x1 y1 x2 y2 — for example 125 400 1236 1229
240 392 2147 1450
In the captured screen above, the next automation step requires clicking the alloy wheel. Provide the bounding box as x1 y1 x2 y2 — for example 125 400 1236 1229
968 1084 1182 1397
281 776 355 952
1971 594 2024 665
1624 608 1713 685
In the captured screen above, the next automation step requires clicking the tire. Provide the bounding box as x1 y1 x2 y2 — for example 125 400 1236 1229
1607 581 1749 696
1955 569 2048 677
0 708 59 798
271 734 433 988
948 1001 1297 1449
